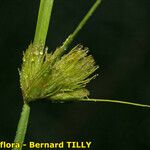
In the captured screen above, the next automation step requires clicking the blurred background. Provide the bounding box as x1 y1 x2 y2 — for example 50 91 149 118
0 0 150 149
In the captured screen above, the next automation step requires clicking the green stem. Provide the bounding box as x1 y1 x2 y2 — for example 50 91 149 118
62 0 102 50
13 103 30 150
14 0 54 149
79 98 150 108
34 0 54 45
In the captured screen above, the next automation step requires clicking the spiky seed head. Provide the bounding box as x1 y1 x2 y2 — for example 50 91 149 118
20 43 98 102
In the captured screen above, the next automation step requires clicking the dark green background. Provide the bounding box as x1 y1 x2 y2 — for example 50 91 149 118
0 0 150 149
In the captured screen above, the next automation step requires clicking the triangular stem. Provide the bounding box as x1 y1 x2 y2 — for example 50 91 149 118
34 0 54 45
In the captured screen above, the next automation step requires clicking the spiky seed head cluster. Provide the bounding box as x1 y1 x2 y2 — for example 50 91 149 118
19 43 98 102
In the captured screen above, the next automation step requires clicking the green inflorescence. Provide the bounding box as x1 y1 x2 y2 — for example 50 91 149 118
19 43 98 103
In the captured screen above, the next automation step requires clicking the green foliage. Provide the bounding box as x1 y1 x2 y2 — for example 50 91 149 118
20 43 98 102
13 1 102 149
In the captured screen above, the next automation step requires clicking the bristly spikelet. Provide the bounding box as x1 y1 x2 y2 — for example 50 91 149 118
20 43 98 102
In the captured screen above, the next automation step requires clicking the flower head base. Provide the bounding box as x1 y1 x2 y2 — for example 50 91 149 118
20 43 98 102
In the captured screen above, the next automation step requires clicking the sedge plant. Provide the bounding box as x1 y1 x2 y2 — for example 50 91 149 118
13 0 150 150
